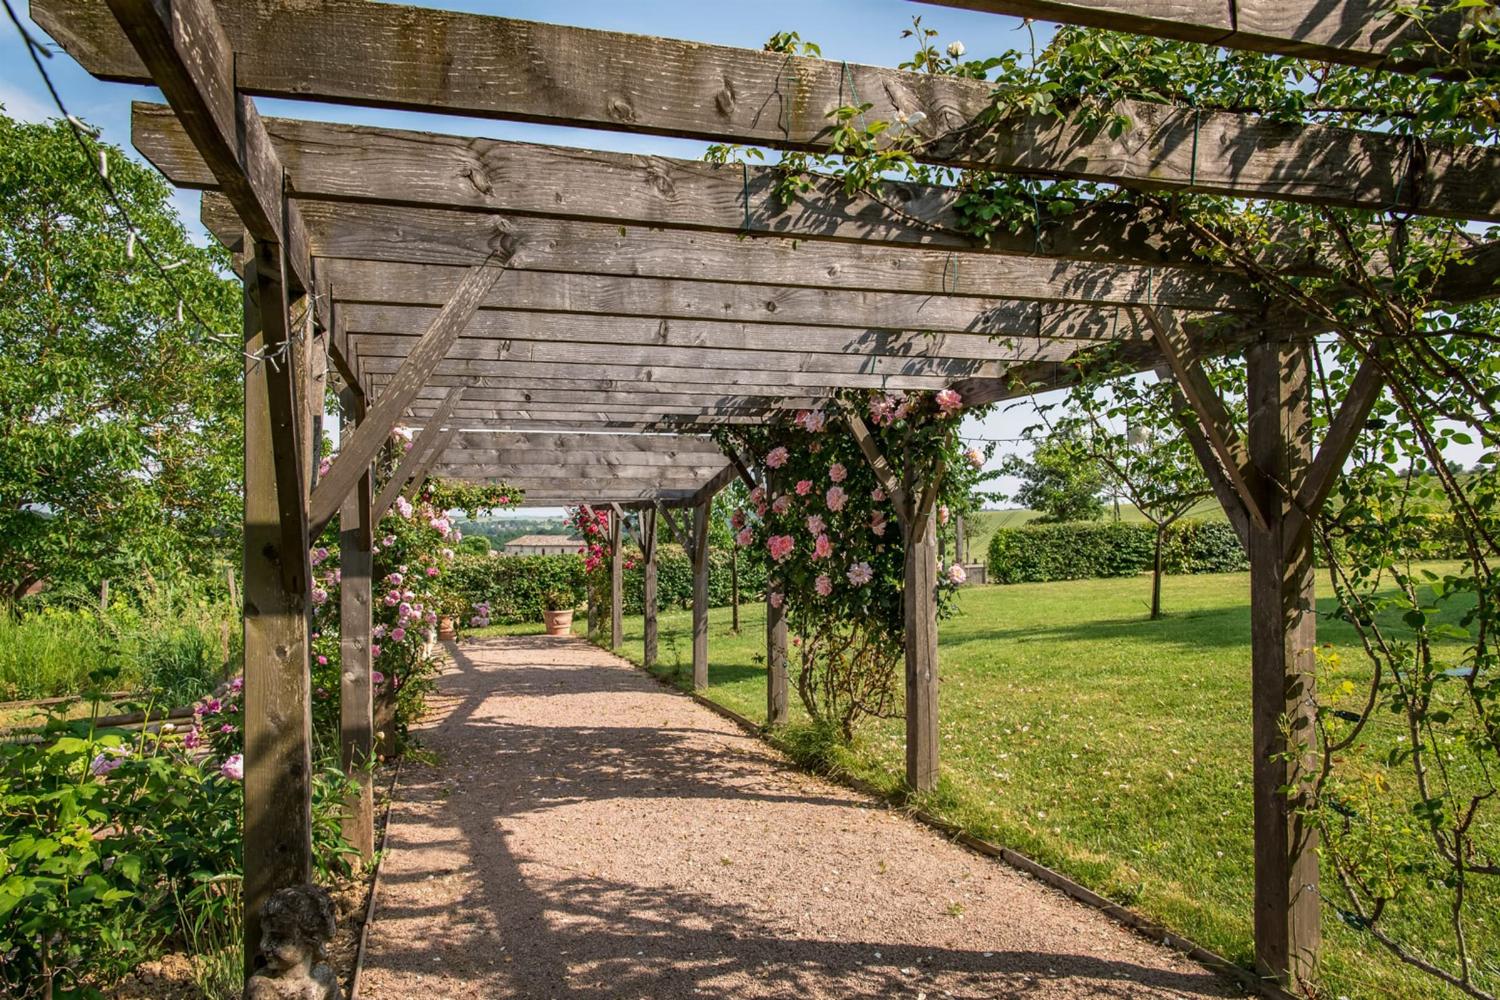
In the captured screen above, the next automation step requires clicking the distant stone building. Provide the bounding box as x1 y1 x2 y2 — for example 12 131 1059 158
502 534 580 557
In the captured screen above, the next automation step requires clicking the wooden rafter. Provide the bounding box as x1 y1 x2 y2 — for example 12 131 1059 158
370 386 463 521
43 1 1500 221
914 0 1491 77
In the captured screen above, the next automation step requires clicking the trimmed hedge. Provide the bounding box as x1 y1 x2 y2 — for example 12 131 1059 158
987 519 1247 585
620 547 769 614
442 553 587 624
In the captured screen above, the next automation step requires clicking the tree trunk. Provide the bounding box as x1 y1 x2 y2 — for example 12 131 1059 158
1151 523 1165 620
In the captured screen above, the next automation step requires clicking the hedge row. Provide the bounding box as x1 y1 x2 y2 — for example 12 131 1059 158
986 519 1248 585
441 549 770 624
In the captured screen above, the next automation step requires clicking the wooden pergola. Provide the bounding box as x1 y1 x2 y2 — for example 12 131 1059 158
34 0 1500 990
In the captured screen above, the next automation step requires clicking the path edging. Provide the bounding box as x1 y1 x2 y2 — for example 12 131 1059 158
347 758 403 1000
622 646 1296 1000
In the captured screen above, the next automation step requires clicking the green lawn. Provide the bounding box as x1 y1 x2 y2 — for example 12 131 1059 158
602 566 1496 1000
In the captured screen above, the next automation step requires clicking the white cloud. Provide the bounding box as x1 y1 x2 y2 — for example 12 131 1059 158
0 77 55 123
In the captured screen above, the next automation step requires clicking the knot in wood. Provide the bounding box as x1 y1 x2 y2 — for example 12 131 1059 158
643 162 677 199
714 83 737 118
606 96 637 123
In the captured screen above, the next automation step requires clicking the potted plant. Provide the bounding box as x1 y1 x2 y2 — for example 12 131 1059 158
542 589 576 636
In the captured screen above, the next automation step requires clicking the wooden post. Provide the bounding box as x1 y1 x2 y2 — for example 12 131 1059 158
609 507 623 651
954 515 967 564
691 499 709 691
1245 340 1320 986
98 579 110 613
903 504 940 792
730 546 741 632
337 388 374 862
766 587 788 726
642 506 659 667
241 249 313 974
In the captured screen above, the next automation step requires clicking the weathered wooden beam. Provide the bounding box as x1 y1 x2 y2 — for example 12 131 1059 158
371 387 464 521
346 307 1135 362
658 506 692 552
1141 307 1270 533
610 508 624 652
309 256 516 537
98 0 312 296
240 249 312 973
690 498 710 691
642 506 660 668
1245 339 1321 985
141 102 1287 273
407 384 809 410
204 194 1257 311
44 2 1498 220
401 427 460 504
335 388 374 862
443 431 718 455
1159 369 1251 547
439 460 729 479
914 0 1490 77
1290 353 1385 540
318 260 1163 338
903 504 940 793
438 449 730 470
844 411 912 526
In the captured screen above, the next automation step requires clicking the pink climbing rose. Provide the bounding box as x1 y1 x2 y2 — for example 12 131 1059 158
965 447 984 467
935 388 963 415
220 754 244 781
871 510 888 537
828 462 847 483
947 563 968 585
847 562 874 586
871 487 886 502
736 527 755 547
939 504 951 525
765 446 789 469
814 574 833 597
795 479 813 496
767 535 796 562
805 514 826 536
769 592 784 609
772 495 791 514
813 534 833 560
825 486 848 512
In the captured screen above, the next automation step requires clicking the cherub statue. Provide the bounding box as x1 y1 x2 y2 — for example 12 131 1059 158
244 884 342 1000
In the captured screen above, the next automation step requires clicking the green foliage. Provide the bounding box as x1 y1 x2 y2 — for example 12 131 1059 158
0 112 243 602
619 547 769 614
0 719 355 998
439 553 586 625
987 519 1247 585
1000 426 1106 524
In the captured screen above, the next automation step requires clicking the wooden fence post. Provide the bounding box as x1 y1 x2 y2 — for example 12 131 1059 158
691 499 710 691
954 515 968 564
1246 340 1321 985
241 250 314 974
642 506 659 667
903 504 940 792
337 388 374 862
610 508 624 651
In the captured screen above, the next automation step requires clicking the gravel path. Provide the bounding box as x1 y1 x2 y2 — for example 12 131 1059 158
357 635 1242 999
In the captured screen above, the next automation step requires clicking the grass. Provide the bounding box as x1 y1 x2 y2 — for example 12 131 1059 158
602 565 1496 1000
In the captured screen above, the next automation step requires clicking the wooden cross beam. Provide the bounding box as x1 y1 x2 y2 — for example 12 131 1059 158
139 102 1315 275
404 386 810 411
315 260 1167 340
658 506 693 551
443 431 720 455
308 255 517 537
371 386 464 521
914 0 1491 77
203 195 1261 311
437 463 730 483
43 2 1498 221
844 410 912 527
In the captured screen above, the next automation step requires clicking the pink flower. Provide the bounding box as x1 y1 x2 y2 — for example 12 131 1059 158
736 527 754 547
939 504 951 525
869 395 895 425
828 463 847 483
394 496 413 519
814 574 833 597
765 446 789 469
220 754 244 781
316 655 328 666
311 587 328 606
767 535 796 563
847 562 874 586
391 627 407 642
426 566 439 577
382 534 397 546
871 487 887 502
769 592 784 609
795 479 813 496
806 514 826 535
230 677 244 693
372 671 385 686
731 510 746 530
935 388 963 415
772 495 791 515
965 447 984 467
183 726 201 750
947 563 968 585
825 486 847 512
310 546 330 566
371 644 382 658
90 750 126 777
871 510 888 537
749 486 765 507
813 534 833 560
798 409 827 433
387 572 404 586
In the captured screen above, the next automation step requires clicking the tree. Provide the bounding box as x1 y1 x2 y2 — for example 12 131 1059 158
1000 426 1105 523
0 111 242 603
1064 375 1216 619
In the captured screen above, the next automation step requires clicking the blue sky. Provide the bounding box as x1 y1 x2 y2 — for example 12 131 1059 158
2 0 1065 512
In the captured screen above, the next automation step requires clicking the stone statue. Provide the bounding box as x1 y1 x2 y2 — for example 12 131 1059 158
243 884 342 1000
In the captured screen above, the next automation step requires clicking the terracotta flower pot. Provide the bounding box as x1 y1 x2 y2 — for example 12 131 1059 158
437 616 457 640
543 609 575 636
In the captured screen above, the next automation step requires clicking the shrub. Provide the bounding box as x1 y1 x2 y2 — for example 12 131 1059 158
619 547 769 613
987 519 1247 584
441 553 587 624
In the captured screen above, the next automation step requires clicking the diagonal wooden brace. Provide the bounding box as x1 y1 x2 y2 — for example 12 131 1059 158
372 386 465 521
